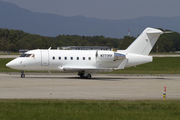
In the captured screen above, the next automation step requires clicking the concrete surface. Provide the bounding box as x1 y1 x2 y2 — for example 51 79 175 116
0 73 180 100
0 55 19 58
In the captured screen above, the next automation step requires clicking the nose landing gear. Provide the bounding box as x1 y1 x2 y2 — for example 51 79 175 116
21 70 25 78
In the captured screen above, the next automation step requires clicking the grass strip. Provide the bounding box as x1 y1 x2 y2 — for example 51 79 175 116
108 57 180 74
0 99 180 120
0 58 19 72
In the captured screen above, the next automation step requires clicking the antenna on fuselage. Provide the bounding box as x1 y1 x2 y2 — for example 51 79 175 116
48 47 51 50
95 51 98 59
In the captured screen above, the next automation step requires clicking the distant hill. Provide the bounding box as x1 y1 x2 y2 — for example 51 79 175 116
0 1 180 38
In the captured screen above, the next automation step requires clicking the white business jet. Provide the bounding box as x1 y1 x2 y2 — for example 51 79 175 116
6 27 163 79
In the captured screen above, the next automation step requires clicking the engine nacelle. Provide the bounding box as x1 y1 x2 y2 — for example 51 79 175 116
96 51 125 61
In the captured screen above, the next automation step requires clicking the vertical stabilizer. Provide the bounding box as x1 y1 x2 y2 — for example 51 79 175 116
126 28 163 55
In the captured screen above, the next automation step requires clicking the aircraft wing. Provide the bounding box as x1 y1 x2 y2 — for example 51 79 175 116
62 67 115 71
59 66 115 72
59 59 128 72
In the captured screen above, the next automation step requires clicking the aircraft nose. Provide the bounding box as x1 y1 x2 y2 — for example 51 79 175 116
6 61 13 68
6 59 22 69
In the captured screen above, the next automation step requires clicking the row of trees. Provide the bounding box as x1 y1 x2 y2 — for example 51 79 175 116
0 28 180 52
0 28 121 52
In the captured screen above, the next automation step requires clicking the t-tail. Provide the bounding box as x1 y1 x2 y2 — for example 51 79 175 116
126 27 163 55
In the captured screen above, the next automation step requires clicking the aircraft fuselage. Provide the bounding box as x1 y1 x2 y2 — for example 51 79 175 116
6 27 163 78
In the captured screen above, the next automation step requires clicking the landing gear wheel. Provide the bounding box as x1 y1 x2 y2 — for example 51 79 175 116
86 74 91 79
21 70 25 78
80 74 85 78
78 71 84 78
78 72 92 79
21 74 25 78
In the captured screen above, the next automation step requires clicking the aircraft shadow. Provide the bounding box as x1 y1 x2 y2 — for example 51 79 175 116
16 76 165 81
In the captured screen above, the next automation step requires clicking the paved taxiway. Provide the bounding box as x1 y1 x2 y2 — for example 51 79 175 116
0 73 180 100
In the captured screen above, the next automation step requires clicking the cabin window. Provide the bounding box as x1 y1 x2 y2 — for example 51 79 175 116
52 56 55 60
71 57 73 60
77 57 79 60
83 57 85 60
88 57 91 60
59 57 61 60
65 57 67 60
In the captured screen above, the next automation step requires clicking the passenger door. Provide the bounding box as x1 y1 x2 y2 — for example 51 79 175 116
41 50 49 66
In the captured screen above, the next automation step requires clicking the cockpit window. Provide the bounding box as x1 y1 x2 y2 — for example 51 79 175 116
20 54 35 58
26 54 32 57
20 54 27 57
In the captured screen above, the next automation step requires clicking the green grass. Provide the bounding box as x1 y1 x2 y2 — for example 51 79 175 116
110 57 180 74
150 52 180 55
1 57 180 74
0 99 180 120
0 58 20 72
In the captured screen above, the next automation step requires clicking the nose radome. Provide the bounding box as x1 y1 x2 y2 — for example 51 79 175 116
6 62 12 67
6 58 24 70
6 60 17 68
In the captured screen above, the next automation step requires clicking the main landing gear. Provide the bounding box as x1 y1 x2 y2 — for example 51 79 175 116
21 70 25 78
78 71 92 79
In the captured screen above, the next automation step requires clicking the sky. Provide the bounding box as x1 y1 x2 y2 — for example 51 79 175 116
1 0 180 20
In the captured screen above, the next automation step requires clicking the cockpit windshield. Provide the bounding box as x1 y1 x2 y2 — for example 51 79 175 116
20 54 35 58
